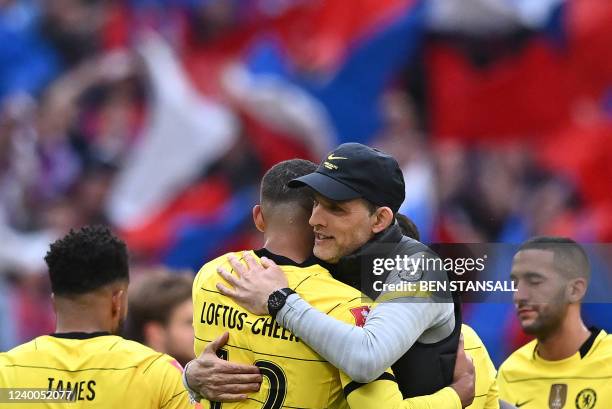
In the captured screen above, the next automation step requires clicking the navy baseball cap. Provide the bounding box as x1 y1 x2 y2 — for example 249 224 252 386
288 143 405 213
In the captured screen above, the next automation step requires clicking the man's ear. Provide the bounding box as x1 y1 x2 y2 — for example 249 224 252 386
372 207 394 234
111 289 125 319
567 277 587 303
253 205 265 232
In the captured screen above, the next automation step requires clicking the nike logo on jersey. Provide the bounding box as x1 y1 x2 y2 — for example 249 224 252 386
327 154 348 160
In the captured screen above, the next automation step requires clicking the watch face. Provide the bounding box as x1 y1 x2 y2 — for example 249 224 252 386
269 292 284 310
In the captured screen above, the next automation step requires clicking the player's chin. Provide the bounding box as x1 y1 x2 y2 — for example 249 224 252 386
313 243 337 263
519 318 541 335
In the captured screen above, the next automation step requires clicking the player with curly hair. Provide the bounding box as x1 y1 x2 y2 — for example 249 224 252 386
0 226 192 409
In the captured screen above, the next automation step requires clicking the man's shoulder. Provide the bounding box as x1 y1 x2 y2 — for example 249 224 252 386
1 336 178 372
297 273 372 325
498 339 537 379
297 271 364 301
395 236 436 256
194 250 252 285
589 329 612 356
0 338 39 361
108 336 159 355
461 324 485 351
106 339 184 376
582 329 612 372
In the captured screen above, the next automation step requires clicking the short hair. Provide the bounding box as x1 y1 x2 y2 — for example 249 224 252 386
261 159 317 210
396 214 420 240
518 236 590 281
124 272 192 344
45 225 129 296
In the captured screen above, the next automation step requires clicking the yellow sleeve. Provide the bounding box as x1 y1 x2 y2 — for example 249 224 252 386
482 357 499 409
149 354 194 409
341 370 462 409
462 325 499 409
193 267 205 357
496 366 513 405
484 379 500 409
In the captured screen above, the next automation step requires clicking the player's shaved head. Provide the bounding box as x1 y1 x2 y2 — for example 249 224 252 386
517 236 590 282
260 159 317 217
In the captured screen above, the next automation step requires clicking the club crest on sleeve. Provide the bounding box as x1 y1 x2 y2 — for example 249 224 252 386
350 306 370 327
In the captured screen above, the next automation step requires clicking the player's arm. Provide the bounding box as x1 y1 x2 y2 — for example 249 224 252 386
343 335 475 409
276 295 452 383
217 253 453 383
345 374 460 409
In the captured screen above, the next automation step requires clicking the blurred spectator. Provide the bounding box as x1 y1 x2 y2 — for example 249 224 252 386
0 0 61 101
124 270 194 366
40 0 110 67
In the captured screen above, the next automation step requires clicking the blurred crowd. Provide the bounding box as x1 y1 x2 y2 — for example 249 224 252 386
1 0 611 363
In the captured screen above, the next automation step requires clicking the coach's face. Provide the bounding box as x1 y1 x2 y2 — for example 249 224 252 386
510 249 568 338
309 193 389 263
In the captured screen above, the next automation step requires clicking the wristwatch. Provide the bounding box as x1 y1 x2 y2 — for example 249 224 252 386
268 288 296 319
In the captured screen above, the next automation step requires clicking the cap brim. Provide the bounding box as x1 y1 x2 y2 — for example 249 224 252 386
288 172 361 201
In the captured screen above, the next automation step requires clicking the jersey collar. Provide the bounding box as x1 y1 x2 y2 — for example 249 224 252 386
254 248 331 270
50 331 111 339
533 327 602 361
579 327 602 358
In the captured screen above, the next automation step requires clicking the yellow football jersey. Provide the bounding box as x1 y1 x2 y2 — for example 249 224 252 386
0 333 192 409
193 250 462 409
462 324 499 409
497 328 612 409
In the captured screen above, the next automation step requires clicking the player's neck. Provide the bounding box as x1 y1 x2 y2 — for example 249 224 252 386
55 318 111 334
536 307 590 361
263 231 311 264
54 299 114 335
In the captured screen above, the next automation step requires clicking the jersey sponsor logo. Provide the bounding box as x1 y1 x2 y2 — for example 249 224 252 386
549 384 567 409
515 399 533 407
350 306 370 327
575 388 597 409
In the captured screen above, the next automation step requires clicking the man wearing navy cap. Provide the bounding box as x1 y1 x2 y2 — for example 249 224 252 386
190 144 466 405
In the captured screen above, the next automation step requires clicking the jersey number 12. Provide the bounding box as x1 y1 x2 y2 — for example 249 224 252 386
211 349 287 409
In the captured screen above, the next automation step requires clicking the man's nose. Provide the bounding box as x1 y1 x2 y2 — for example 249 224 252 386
309 204 324 227
513 280 528 305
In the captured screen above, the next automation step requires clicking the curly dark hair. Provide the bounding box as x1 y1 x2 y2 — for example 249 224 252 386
45 225 129 296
